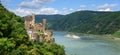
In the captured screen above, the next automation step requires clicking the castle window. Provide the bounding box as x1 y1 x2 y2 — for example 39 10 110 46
30 24 31 26
29 26 34 29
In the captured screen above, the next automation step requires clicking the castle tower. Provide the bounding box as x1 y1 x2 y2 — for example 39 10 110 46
32 13 35 24
43 19 46 32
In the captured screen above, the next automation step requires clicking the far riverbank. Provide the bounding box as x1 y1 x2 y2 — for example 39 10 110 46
65 31 120 41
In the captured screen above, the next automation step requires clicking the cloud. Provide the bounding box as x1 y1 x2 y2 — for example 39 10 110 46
80 5 86 8
98 8 111 11
10 7 62 16
10 8 32 16
97 3 118 11
37 8 60 14
61 8 75 15
63 8 67 10
9 0 58 16
20 0 53 9
37 7 76 15
69 8 74 11
10 7 82 16
77 5 86 11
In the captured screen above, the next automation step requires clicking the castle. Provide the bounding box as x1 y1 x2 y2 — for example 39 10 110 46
24 14 54 43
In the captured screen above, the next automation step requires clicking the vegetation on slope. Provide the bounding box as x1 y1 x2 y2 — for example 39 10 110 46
55 11 120 37
35 14 64 23
36 11 120 37
35 14 64 29
0 4 65 55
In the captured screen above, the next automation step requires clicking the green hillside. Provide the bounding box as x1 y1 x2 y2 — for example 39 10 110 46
35 14 64 29
53 11 120 35
0 4 65 55
35 14 64 23
35 10 120 37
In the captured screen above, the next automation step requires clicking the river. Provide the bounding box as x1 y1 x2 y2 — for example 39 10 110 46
53 31 120 55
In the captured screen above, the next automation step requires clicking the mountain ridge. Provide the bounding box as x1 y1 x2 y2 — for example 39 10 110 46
35 10 120 37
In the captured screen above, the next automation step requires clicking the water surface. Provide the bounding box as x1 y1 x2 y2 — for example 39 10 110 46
54 31 120 55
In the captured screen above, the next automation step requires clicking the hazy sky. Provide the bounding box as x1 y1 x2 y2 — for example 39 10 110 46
1 0 120 16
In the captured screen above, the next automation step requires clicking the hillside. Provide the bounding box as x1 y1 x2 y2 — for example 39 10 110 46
35 14 64 22
35 14 64 29
0 4 65 55
35 10 120 37
52 11 120 35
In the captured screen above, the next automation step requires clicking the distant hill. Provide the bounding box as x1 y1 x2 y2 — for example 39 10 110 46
53 11 120 35
35 14 64 23
35 10 120 36
35 14 64 29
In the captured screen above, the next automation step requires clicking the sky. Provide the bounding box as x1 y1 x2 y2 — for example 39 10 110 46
1 0 120 16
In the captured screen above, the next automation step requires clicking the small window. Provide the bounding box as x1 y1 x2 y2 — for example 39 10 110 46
30 24 31 26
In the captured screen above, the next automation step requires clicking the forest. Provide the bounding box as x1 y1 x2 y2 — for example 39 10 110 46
36 11 120 37
0 3 65 55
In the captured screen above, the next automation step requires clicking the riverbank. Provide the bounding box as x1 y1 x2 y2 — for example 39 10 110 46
66 31 120 41
102 35 120 41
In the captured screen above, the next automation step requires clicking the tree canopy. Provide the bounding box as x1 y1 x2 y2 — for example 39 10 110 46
0 4 65 55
